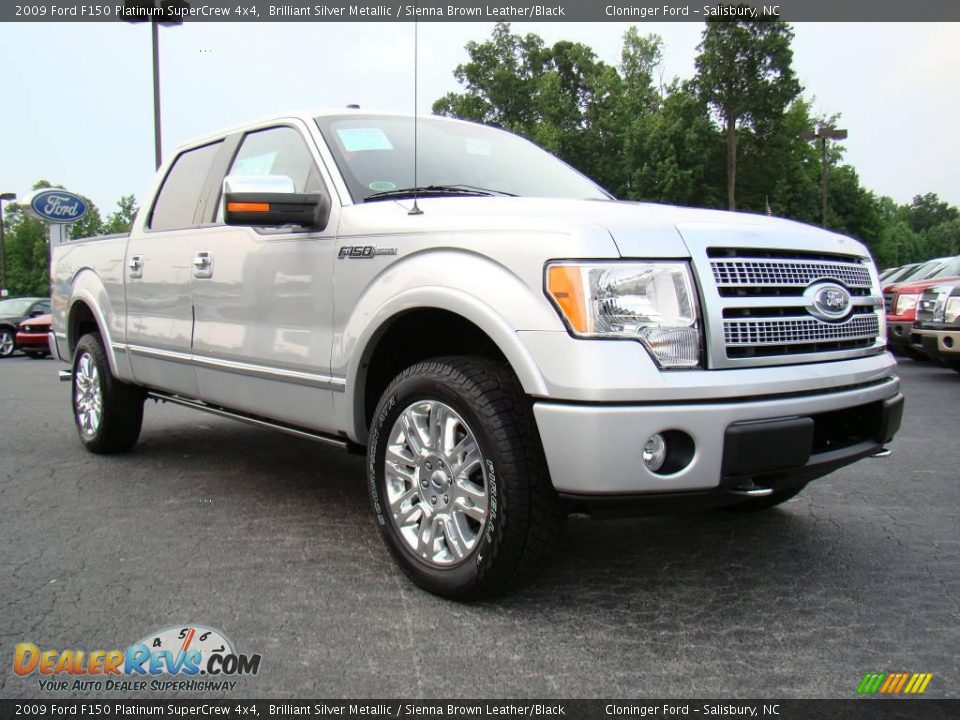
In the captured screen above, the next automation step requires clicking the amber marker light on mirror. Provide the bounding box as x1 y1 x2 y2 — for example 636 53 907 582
227 202 270 212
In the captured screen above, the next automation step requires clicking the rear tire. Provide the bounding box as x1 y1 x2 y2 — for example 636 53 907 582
723 486 805 513
367 357 563 599
72 332 145 454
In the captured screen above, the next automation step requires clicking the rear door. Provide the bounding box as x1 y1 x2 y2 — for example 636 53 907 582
124 140 226 396
189 121 341 432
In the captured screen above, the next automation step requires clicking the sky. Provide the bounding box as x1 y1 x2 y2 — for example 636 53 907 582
0 21 958 215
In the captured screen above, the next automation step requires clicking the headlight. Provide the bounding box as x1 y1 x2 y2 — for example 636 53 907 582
894 292 920 316
546 261 701 368
945 297 960 325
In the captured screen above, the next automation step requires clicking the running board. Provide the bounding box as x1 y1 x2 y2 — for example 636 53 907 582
146 391 354 451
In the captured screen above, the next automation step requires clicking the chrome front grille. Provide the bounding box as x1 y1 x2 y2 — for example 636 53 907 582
698 247 884 367
883 291 895 313
711 259 872 290
724 315 880 347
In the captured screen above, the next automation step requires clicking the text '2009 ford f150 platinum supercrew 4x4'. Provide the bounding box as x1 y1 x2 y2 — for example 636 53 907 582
50 110 904 599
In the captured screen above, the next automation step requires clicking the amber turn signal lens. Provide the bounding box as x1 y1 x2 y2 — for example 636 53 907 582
547 265 589 334
227 202 270 212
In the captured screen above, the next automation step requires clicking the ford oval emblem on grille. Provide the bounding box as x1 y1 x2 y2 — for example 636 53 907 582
805 282 853 321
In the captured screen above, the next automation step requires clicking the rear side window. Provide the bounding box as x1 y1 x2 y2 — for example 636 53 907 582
150 141 223 230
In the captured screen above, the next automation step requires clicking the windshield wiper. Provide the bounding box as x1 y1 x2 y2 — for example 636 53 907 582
364 184 515 202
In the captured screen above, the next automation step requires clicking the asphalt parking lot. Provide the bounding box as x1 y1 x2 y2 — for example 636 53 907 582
0 355 957 700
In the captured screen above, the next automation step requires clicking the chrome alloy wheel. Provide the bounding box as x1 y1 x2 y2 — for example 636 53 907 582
384 400 489 566
74 351 103 438
0 329 14 357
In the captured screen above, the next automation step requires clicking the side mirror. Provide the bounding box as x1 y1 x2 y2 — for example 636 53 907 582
222 175 330 230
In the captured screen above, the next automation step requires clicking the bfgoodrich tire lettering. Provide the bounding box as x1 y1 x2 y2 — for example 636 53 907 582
368 357 563 599
72 332 146 454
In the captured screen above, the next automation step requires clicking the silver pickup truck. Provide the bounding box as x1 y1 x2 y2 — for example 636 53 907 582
51 110 903 598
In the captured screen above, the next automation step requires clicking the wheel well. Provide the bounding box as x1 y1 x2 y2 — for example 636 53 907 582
361 309 508 433
68 301 100 356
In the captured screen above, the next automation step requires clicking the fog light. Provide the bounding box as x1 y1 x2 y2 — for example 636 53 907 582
642 434 667 472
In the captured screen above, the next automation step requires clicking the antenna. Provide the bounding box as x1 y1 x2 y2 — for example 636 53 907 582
409 18 423 216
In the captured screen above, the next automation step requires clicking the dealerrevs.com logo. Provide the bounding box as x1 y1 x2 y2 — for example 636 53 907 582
13 625 261 693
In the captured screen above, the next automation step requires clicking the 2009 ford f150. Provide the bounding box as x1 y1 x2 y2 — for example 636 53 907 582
51 110 904 598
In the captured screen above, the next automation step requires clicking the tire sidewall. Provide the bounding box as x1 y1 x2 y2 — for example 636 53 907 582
72 335 108 451
0 327 16 358
368 369 510 597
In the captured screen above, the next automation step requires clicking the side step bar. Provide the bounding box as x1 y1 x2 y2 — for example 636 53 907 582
147 391 357 452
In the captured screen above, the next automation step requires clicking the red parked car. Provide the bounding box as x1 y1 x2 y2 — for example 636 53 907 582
885 256 960 358
16 313 52 358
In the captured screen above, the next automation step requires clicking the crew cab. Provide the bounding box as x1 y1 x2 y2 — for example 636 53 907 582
51 110 904 598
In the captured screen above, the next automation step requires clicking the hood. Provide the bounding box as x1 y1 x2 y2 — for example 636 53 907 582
343 197 869 259
19 314 51 328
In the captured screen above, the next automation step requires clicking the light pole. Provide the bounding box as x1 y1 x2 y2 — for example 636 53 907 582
0 192 16 296
123 1 188 170
801 124 848 228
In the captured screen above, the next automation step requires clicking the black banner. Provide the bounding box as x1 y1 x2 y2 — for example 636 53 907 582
3 0 960 23
1 700 959 720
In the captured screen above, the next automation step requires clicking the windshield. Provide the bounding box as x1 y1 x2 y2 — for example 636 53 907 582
0 298 40 316
883 265 916 283
316 115 610 203
902 260 945 282
930 257 960 279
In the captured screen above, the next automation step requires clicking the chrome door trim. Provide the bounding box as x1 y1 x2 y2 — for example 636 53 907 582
123 343 346 391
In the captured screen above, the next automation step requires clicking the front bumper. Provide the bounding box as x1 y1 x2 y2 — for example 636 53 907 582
534 377 902 500
914 327 960 364
886 319 918 348
16 331 50 351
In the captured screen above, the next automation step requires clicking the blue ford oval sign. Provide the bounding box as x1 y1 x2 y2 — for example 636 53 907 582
28 189 88 224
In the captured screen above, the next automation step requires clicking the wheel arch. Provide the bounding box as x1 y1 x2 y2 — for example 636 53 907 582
348 294 548 444
66 273 123 377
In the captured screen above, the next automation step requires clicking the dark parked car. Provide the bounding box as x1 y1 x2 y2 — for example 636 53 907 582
0 297 51 358
16 313 52 358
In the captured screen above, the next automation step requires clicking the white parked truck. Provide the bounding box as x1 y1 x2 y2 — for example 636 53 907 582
51 110 903 598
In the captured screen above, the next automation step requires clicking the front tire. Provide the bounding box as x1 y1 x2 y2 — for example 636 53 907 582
367 357 563 599
72 333 145 454
0 326 16 358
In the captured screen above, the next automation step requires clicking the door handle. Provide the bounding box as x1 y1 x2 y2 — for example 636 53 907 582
193 251 213 278
128 255 142 279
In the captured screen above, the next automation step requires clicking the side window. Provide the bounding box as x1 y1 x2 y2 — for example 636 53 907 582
150 141 223 230
216 127 323 223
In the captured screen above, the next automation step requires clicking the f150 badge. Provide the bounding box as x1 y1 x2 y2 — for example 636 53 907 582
338 245 398 259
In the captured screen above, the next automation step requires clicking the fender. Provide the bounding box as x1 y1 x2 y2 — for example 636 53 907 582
68 269 130 381
337 249 563 443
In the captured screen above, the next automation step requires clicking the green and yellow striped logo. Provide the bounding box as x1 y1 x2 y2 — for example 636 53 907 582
857 672 933 694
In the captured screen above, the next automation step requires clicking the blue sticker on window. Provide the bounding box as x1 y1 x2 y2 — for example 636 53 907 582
337 128 394 152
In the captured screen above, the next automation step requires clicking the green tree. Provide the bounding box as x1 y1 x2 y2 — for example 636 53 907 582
103 194 139 235
905 192 959 234
694 11 801 210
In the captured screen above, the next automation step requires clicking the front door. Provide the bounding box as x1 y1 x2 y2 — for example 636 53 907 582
190 123 339 432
